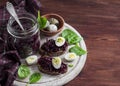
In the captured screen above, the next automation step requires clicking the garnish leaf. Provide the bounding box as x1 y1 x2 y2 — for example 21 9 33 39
62 29 81 44
69 45 87 56
29 72 41 84
68 64 73 67
18 64 30 79
37 11 47 29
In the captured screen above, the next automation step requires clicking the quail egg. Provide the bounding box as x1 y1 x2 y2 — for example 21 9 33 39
47 24 58 32
49 18 59 25
52 57 62 69
65 53 77 61
55 37 65 47
25 55 38 65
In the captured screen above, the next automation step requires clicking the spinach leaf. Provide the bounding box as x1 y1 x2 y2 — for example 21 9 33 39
69 45 87 56
29 72 41 84
62 29 81 44
18 64 30 79
68 64 74 67
37 11 47 29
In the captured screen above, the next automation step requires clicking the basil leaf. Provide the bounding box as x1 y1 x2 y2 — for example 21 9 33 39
69 45 87 56
62 29 81 44
18 64 30 79
37 11 47 29
29 72 41 84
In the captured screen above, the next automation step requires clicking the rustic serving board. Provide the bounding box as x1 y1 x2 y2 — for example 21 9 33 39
14 23 87 86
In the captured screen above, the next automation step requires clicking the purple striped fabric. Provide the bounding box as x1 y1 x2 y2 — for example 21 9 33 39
0 0 26 27
0 0 42 27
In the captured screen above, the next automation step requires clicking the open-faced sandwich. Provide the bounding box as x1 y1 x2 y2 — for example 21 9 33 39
40 37 68 56
38 56 67 75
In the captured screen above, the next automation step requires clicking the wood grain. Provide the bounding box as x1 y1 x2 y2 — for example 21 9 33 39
40 0 120 86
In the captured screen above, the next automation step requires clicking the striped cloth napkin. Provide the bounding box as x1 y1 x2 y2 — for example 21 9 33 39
0 0 42 27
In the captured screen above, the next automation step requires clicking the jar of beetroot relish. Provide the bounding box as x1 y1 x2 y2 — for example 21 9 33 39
7 13 40 58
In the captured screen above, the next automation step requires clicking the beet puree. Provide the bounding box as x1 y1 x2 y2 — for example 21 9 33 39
7 13 40 58
12 19 34 31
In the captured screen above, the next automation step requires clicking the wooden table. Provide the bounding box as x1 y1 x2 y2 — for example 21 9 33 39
40 0 120 86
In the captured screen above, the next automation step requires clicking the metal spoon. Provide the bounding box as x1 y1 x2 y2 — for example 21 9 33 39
6 2 24 31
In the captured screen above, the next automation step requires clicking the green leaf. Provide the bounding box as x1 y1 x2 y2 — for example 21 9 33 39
29 72 41 84
68 64 73 67
69 45 87 56
62 29 81 44
37 11 47 29
18 64 30 79
40 17 47 29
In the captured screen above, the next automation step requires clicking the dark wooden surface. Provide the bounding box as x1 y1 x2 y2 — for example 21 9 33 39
40 0 120 86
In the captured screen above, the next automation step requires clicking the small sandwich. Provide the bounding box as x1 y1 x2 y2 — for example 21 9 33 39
38 56 68 75
40 37 68 56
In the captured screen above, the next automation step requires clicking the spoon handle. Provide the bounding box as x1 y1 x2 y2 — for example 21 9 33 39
6 2 24 31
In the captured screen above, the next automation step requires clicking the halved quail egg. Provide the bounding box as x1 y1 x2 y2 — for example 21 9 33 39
65 53 77 62
25 55 38 65
52 57 62 69
55 37 65 47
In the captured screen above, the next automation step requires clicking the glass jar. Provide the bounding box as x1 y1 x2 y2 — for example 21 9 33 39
7 13 40 58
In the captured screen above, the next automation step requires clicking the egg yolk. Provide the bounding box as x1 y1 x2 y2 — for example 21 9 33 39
53 58 59 65
57 38 63 43
27 57 34 62
69 54 75 59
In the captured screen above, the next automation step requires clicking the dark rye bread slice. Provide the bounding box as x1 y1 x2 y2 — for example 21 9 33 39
38 65 62 75
38 57 68 75
40 48 67 57
40 39 68 56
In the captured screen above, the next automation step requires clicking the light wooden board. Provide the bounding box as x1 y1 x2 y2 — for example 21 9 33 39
14 23 87 86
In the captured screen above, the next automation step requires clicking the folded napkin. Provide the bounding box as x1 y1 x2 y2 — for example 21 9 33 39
0 51 21 86
0 0 42 27
0 0 42 86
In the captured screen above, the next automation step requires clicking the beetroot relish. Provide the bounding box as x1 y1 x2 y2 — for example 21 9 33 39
38 57 67 74
14 32 40 58
41 39 68 53
7 13 40 58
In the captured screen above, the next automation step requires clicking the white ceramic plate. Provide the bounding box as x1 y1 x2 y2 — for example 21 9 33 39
14 23 87 86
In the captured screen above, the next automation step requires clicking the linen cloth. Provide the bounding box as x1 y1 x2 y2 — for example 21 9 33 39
0 0 26 27
0 0 42 27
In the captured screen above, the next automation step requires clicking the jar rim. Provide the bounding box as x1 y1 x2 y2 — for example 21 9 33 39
7 12 39 38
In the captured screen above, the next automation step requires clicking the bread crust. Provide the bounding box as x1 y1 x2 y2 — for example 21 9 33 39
40 46 68 56
38 65 62 75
